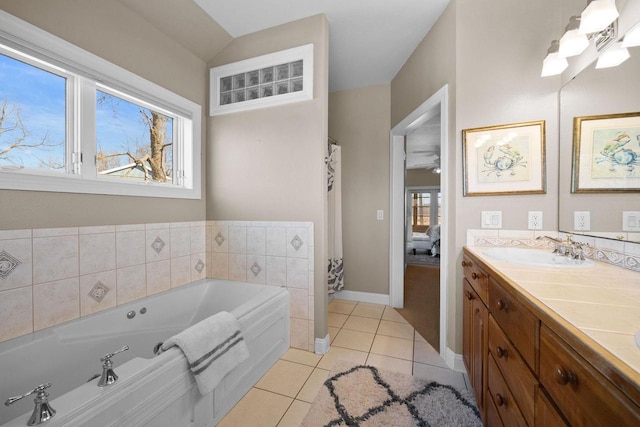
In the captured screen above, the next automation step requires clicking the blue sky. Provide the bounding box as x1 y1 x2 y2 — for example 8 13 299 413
0 53 172 171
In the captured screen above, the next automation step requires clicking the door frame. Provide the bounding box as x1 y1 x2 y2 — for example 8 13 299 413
389 84 449 358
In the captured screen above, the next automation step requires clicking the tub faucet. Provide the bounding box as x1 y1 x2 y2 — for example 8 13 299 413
98 345 129 387
4 383 56 426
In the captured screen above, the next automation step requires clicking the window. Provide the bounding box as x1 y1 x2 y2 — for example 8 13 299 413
210 44 313 116
0 11 201 199
411 190 441 232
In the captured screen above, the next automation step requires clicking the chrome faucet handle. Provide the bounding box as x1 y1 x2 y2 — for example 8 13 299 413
100 345 129 363
98 345 129 387
5 383 56 426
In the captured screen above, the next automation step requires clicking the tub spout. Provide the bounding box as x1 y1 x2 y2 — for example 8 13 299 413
4 383 56 426
98 345 129 387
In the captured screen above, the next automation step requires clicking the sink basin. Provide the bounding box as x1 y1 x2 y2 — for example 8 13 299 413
483 247 595 269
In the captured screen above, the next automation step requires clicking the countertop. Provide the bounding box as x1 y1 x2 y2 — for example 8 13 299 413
465 246 640 390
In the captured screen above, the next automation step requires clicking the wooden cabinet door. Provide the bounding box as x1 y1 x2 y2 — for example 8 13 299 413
463 278 488 422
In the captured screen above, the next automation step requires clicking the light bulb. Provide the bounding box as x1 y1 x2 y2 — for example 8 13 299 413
596 42 630 68
579 0 619 34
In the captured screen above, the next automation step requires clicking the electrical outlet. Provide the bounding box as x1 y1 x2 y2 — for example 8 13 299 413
481 211 502 229
528 211 543 230
574 211 590 231
376 210 384 220
623 211 640 231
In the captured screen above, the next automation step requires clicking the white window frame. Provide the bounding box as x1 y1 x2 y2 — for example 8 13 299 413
0 10 201 199
209 44 314 116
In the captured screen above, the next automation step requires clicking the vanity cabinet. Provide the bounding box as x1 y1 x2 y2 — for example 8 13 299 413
462 248 640 427
462 256 488 419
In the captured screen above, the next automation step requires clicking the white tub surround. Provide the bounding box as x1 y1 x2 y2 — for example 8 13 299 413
0 220 316 353
207 221 315 352
0 279 289 427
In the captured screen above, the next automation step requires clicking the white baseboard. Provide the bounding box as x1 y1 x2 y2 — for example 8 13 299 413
445 347 466 373
334 290 390 305
315 334 330 354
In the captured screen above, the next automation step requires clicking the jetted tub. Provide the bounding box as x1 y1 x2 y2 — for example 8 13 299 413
0 279 290 426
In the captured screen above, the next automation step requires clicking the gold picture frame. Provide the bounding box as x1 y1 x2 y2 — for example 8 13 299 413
463 120 546 196
571 112 640 193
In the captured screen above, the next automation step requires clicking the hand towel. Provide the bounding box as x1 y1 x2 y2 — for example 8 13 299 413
161 311 249 395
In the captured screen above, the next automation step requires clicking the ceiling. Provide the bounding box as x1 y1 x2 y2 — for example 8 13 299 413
192 0 450 92
406 113 441 170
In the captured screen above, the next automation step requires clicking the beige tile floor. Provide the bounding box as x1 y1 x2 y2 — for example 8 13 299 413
217 299 469 426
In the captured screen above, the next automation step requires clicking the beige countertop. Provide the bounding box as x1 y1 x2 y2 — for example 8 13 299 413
465 246 640 389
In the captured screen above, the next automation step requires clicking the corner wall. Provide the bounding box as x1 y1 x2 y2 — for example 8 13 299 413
206 15 330 342
391 0 562 354
328 83 391 296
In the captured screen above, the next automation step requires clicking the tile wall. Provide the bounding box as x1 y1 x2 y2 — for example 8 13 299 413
467 229 640 272
207 221 315 352
0 220 316 352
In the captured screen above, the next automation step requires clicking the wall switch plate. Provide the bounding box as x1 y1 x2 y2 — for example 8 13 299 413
574 211 590 231
528 211 543 230
623 211 640 231
481 211 502 229
376 210 384 220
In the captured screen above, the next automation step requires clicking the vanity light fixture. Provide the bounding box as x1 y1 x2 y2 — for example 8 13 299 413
559 16 590 57
541 40 569 77
622 23 640 48
595 41 630 68
579 0 619 34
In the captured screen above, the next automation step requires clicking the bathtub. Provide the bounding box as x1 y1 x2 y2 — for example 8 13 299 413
0 279 290 426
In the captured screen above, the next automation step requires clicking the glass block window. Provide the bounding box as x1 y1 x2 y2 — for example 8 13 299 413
210 44 313 116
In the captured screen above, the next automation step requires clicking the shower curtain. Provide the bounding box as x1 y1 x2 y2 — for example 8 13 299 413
327 143 344 294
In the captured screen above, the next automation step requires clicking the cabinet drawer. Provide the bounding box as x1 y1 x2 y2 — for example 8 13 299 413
462 255 488 303
486 392 503 427
487 355 527 427
534 387 568 427
488 277 537 370
539 325 640 427
488 315 536 426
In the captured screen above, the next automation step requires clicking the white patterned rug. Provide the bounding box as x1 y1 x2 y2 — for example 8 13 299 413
301 363 482 427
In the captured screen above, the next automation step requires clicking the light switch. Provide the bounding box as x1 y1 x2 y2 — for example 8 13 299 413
623 211 640 231
376 210 384 220
481 211 502 229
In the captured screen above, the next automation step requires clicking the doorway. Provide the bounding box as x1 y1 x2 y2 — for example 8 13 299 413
389 85 449 363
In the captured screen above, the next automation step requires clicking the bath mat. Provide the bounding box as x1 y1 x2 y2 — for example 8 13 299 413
301 363 481 427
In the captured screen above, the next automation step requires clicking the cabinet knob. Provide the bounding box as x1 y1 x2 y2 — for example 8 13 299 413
465 291 475 301
496 346 507 358
554 365 577 386
496 299 506 310
495 393 505 407
461 261 467 267
471 272 478 280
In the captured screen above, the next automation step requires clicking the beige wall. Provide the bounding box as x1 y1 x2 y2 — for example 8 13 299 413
0 0 208 229
391 0 562 354
406 169 441 188
328 83 391 295
207 15 330 340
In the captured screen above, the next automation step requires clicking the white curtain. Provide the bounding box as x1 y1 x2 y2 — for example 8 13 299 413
327 143 344 294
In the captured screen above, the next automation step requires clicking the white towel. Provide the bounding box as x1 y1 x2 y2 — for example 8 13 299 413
161 311 249 395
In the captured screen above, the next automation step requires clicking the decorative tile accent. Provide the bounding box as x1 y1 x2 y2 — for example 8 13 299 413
215 232 225 246
250 261 262 277
195 259 205 273
291 235 304 251
88 280 110 303
0 250 21 279
151 236 166 254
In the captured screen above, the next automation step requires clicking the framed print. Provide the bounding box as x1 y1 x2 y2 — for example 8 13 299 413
463 120 546 196
572 112 640 193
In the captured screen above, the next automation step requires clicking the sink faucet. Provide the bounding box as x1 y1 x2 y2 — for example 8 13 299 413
98 345 129 387
4 383 56 426
536 234 587 260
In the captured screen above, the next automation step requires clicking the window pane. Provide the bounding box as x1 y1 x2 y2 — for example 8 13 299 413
96 90 174 183
0 53 66 171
